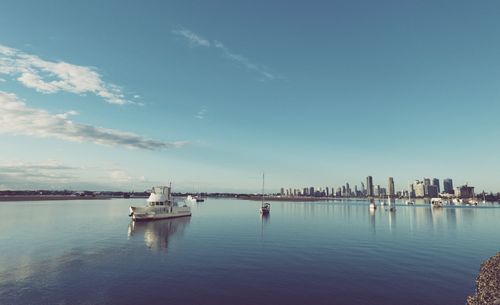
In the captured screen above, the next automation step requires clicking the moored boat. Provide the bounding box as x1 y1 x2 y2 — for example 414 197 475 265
431 198 444 208
260 173 270 214
129 185 191 221
185 195 196 204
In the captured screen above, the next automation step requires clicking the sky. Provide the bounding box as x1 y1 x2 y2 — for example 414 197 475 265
0 0 499 193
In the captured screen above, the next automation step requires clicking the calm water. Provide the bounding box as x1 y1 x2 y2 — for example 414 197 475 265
1 198 499 305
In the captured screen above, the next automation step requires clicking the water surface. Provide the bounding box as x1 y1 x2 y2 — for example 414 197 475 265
1 198 499 305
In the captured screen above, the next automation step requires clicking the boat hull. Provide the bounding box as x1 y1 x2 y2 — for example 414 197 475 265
130 205 191 221
132 212 191 221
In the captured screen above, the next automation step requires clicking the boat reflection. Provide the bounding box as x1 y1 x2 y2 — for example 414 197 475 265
128 217 190 251
260 212 270 223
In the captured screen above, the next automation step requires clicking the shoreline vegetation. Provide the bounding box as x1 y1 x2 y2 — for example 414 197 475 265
467 252 500 305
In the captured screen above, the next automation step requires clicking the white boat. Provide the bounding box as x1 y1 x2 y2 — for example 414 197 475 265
260 173 270 214
129 185 191 221
369 199 377 210
185 195 197 204
469 199 479 206
380 200 388 206
431 198 444 208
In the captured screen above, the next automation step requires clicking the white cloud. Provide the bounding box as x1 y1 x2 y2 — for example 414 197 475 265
0 44 135 105
173 27 279 81
195 108 207 119
0 91 188 150
172 28 211 47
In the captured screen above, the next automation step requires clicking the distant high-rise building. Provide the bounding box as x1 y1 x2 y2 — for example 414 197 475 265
426 185 438 197
423 178 431 196
366 176 374 197
432 178 440 193
388 177 395 197
380 187 387 197
443 178 453 193
309 187 314 196
414 180 425 197
326 187 329 197
361 182 365 195
303 187 308 196
456 185 475 198
346 183 351 197
280 187 285 196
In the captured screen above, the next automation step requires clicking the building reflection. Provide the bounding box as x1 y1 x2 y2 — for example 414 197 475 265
369 208 376 233
128 217 190 251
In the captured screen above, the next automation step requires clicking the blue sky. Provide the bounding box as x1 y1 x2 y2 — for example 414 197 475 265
0 0 499 192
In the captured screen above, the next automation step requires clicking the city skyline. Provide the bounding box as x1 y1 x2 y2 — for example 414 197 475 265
278 176 484 198
1 1 500 192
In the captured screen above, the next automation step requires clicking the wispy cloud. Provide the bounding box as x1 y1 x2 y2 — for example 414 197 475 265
0 44 135 105
0 160 158 190
195 108 207 119
0 91 188 150
172 28 211 47
109 170 132 183
172 27 279 81
0 160 78 183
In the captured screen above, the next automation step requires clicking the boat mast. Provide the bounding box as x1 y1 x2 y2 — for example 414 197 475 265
262 172 265 208
408 181 411 201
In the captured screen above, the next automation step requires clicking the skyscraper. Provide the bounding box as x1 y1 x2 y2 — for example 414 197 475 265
432 178 440 193
366 176 374 197
443 178 453 193
414 180 425 197
388 177 395 197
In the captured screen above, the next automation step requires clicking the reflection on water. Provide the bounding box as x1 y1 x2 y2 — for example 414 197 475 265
260 213 270 224
369 208 376 233
128 217 190 251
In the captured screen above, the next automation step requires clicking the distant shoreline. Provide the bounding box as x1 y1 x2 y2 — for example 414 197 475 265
0 195 113 202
